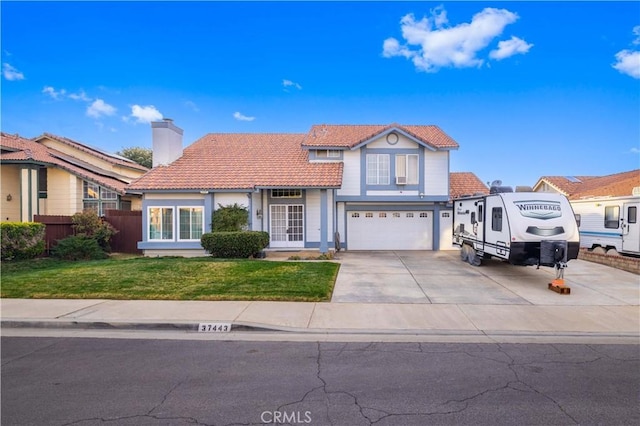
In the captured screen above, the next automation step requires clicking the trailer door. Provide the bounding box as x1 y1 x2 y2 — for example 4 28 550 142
474 200 485 251
622 202 639 253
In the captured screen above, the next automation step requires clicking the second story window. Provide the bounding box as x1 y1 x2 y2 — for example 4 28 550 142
366 154 390 185
395 154 418 185
316 150 341 158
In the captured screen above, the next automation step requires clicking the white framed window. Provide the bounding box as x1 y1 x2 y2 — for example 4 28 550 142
179 207 204 241
271 189 302 198
395 154 419 185
148 207 174 240
366 154 390 185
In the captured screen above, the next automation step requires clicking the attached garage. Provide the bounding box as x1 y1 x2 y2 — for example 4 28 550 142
347 210 433 250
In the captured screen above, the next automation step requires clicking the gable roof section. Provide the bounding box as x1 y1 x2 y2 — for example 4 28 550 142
127 133 344 191
34 133 148 172
534 170 639 199
449 172 489 200
1 132 133 194
301 124 459 150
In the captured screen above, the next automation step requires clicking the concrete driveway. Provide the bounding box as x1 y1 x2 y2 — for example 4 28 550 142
331 250 640 306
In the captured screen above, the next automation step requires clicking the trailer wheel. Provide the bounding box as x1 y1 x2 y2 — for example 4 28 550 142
467 248 482 267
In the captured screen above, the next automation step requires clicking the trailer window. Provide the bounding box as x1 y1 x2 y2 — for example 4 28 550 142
478 205 483 222
492 207 503 232
604 206 620 229
628 206 637 224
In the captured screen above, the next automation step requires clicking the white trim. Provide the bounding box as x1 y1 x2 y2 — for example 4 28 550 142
147 206 175 242
177 206 205 242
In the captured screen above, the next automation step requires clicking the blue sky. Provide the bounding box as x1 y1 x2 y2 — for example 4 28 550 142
1 1 639 187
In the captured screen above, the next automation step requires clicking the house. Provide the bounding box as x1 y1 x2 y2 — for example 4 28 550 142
1 132 148 222
533 169 640 255
532 169 640 199
127 119 487 256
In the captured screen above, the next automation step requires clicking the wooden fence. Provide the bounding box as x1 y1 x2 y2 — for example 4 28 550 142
34 210 142 254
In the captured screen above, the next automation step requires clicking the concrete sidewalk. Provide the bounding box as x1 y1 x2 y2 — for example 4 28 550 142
2 298 639 341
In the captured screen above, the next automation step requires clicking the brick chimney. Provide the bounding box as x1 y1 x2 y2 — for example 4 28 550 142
151 118 183 167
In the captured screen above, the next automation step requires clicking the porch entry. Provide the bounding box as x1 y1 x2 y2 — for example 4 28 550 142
269 204 304 248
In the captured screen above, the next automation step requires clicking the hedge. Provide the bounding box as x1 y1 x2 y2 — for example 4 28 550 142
201 231 269 258
1 222 46 260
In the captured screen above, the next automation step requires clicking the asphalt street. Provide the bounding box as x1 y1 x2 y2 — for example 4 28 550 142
2 336 639 426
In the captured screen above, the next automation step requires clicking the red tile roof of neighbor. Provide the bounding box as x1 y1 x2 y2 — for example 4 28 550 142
34 133 149 172
302 124 459 149
449 172 489 199
0 132 134 194
128 133 344 191
535 170 640 199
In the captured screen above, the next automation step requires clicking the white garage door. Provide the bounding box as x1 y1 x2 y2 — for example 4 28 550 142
347 211 433 250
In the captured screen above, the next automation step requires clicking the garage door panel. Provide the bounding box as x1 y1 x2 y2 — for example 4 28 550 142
347 211 433 250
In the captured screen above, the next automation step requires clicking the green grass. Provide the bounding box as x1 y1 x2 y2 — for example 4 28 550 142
0 257 340 302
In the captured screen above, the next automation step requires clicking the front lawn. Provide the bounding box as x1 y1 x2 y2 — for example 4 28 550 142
0 257 339 302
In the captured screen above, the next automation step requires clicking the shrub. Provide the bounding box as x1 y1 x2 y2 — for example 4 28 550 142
211 203 249 232
71 211 118 252
201 231 269 258
0 222 46 260
51 236 108 261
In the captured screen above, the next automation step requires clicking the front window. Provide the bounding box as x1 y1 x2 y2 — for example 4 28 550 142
149 207 174 240
492 207 503 231
179 207 204 240
395 154 418 185
83 181 119 215
271 189 302 198
366 154 390 185
316 150 341 158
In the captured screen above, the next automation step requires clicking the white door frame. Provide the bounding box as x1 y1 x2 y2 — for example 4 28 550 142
269 204 305 248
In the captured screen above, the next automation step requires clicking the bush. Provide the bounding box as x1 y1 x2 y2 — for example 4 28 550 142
72 211 118 252
51 236 108 261
0 222 46 260
211 203 249 232
201 231 269 258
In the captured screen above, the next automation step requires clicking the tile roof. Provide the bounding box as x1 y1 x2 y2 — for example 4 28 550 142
1 132 133 194
35 133 148 172
301 124 459 149
127 133 344 191
535 170 640 199
449 172 489 199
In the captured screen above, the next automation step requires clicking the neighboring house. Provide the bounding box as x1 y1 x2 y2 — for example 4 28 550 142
1 132 148 222
532 169 639 199
533 169 640 255
127 119 486 256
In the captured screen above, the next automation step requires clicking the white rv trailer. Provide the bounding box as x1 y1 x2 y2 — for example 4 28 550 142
570 195 640 256
452 189 580 267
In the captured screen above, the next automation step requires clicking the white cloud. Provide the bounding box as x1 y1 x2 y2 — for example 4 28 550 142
382 6 530 72
184 100 200 112
630 147 640 154
283 79 302 90
129 104 163 123
613 27 640 79
69 90 91 101
233 111 255 122
42 86 66 100
489 36 534 60
2 63 25 80
613 50 640 79
87 99 116 118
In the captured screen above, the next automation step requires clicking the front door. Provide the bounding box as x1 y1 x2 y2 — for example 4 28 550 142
270 205 304 248
622 202 639 253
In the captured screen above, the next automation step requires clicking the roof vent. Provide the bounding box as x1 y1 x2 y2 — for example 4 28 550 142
633 186 640 196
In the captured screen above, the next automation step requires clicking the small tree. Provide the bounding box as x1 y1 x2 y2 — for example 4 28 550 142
117 147 152 169
211 203 249 232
